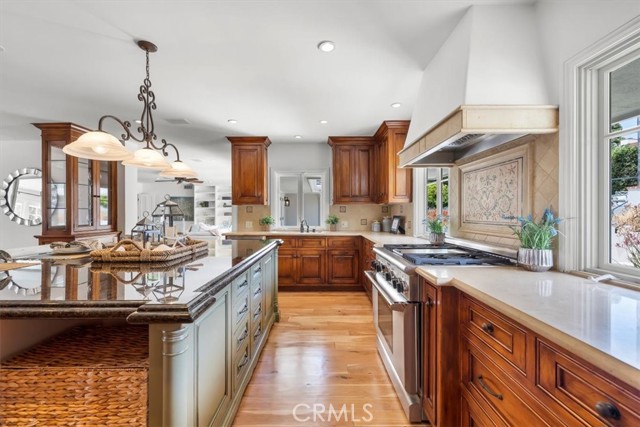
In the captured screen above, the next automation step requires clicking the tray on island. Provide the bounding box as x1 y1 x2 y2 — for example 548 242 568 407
90 238 208 263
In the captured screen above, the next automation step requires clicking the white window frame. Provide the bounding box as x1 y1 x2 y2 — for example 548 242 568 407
561 15 640 283
270 169 328 230
413 167 450 238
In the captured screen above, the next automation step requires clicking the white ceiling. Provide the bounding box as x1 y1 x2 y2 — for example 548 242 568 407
0 0 533 184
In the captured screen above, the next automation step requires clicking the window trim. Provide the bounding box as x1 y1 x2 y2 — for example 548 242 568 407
413 167 449 238
561 15 640 282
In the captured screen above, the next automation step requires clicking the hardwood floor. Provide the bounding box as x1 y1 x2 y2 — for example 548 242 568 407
232 291 418 426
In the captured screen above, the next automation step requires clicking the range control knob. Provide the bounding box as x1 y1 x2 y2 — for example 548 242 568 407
397 281 406 293
384 271 393 281
390 278 400 290
370 260 378 270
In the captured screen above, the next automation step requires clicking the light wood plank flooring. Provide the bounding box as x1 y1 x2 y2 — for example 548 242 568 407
232 292 417 426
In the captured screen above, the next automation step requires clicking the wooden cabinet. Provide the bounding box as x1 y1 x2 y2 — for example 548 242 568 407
227 136 270 205
275 236 361 290
373 120 412 204
33 123 119 245
459 293 640 427
360 238 376 300
420 278 460 427
328 137 375 203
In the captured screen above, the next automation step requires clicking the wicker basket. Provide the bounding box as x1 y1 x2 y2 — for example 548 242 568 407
0 324 148 426
90 238 208 263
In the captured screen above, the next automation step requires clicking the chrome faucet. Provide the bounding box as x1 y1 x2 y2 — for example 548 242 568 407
300 219 309 233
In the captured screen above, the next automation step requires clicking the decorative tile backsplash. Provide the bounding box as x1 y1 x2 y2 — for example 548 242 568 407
461 154 524 225
451 133 558 248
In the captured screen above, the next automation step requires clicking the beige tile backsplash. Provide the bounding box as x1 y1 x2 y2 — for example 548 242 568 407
235 202 414 234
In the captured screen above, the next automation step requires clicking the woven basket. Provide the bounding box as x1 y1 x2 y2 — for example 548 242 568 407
0 324 148 426
90 238 208 263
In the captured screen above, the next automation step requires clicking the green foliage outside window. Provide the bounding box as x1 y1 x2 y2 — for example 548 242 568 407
427 183 449 208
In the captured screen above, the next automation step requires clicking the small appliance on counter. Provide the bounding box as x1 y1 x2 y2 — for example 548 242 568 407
390 216 405 234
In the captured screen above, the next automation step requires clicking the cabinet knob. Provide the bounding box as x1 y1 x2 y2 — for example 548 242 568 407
595 401 621 420
481 322 494 334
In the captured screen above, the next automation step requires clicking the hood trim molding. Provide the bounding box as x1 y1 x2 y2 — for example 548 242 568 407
398 105 558 167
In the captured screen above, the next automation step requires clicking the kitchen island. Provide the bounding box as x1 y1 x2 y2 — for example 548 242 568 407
0 238 280 427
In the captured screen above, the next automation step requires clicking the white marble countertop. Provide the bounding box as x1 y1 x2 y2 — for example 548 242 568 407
417 266 640 388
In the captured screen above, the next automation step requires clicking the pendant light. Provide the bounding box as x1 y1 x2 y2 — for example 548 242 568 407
62 40 197 181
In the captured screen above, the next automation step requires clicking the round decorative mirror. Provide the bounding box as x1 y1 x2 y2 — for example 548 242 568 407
0 168 43 226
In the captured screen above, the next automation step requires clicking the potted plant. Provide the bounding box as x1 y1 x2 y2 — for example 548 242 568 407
507 208 561 272
258 215 275 231
325 214 339 231
424 215 447 245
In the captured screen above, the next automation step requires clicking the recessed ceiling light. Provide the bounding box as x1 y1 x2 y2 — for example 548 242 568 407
320 120 328 124
317 41 335 52
135 120 142 124
0 45 5 53
294 135 302 139
227 119 237 124
391 102 402 108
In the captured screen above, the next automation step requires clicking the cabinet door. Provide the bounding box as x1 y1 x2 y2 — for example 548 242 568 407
277 250 297 286
74 157 94 230
231 144 267 205
390 128 411 202
96 161 115 229
376 136 389 204
45 142 68 231
327 250 359 284
297 250 326 285
333 146 353 202
351 145 374 202
422 283 438 424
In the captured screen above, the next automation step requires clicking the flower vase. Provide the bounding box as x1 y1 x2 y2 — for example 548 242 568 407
429 232 446 245
329 224 337 232
262 224 273 232
518 248 553 272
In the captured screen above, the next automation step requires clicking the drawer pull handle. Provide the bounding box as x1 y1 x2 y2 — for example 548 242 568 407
254 287 262 296
481 322 494 334
238 304 249 316
237 328 248 345
477 375 503 400
253 307 262 319
237 353 250 371
238 280 249 289
253 327 262 339
595 401 621 420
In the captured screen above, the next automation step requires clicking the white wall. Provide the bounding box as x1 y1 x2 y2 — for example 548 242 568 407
534 0 640 105
0 139 42 249
269 143 331 171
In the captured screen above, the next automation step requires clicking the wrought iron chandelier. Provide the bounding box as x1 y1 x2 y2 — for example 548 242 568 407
63 40 197 179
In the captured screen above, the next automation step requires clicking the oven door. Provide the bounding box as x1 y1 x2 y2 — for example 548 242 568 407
365 271 419 395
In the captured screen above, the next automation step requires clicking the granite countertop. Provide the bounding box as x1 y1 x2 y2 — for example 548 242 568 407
417 265 640 388
0 239 281 323
224 230 429 245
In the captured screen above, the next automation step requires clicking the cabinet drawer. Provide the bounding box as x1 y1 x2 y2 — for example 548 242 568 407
232 271 250 299
232 341 251 394
250 318 264 358
327 237 358 249
232 293 250 330
251 300 263 327
298 238 326 248
250 262 263 284
233 318 250 358
461 339 563 427
460 295 527 374
251 280 263 308
274 237 296 249
537 340 640 427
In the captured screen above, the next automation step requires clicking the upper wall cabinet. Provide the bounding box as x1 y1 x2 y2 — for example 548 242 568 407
374 120 412 204
227 136 271 205
327 137 375 204
33 123 119 245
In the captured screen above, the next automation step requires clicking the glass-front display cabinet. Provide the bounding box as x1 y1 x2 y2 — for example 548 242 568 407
34 123 119 245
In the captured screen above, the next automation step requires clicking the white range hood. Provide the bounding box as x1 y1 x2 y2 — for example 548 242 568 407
400 4 559 167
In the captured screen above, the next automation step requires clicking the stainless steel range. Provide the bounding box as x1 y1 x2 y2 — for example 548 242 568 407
365 240 515 423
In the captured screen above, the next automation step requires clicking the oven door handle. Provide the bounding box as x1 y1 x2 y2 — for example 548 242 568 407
365 270 408 312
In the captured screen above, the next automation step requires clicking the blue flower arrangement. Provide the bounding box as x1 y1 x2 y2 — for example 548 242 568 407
504 208 561 250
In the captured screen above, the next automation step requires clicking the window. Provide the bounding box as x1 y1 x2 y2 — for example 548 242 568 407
562 17 640 284
416 167 450 235
271 170 328 229
601 53 640 274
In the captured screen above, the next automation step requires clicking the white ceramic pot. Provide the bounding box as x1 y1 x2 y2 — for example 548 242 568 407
429 232 446 245
518 248 553 272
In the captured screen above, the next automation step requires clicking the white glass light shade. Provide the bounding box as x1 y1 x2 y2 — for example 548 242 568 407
62 131 131 161
159 160 198 178
122 147 168 169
